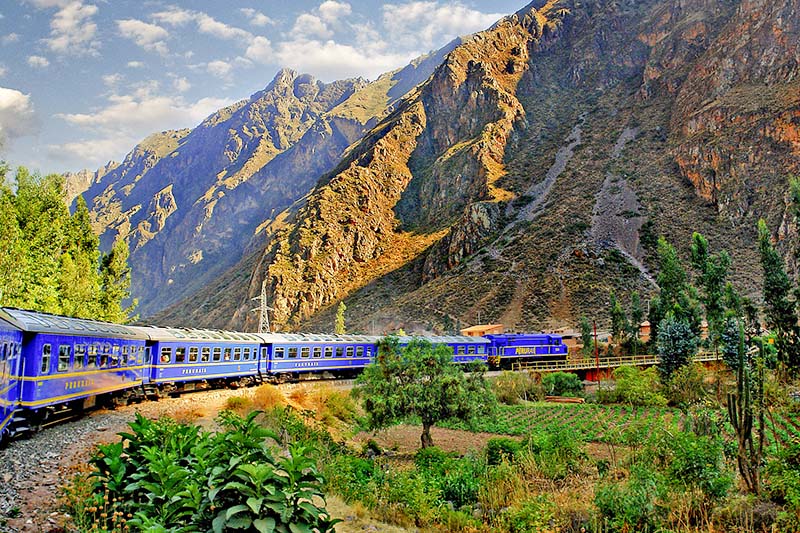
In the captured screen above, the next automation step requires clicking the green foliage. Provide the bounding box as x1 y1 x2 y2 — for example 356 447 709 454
595 465 665 532
541 371 583 397
98 236 137 323
657 315 698 380
522 425 586 480
334 301 346 334
498 495 556 533
355 337 495 448
0 166 136 322
486 437 521 465
666 432 732 499
492 371 544 405
665 363 709 408
765 440 800 529
609 290 628 346
758 218 800 377
649 236 703 342
600 365 667 406
75 411 338 533
690 232 731 351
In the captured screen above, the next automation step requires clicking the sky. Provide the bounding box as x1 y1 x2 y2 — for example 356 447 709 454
0 0 527 174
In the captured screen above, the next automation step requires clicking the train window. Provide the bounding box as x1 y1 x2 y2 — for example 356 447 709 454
189 347 198 362
41 344 52 374
128 347 137 366
244 347 251 360
175 347 186 363
468 346 475 354
212 347 222 362
346 346 354 357
300 347 310 358
313 347 322 358
144 347 152 364
223 348 231 361
201 347 210 362
288 347 297 358
234 348 242 361
458 346 466 355
356 346 364 357
0 343 5 362
274 347 285 359
75 345 86 370
324 346 333 358
87 345 97 369
335 346 344 357
58 345 70 372
160 348 172 364
478 346 485 354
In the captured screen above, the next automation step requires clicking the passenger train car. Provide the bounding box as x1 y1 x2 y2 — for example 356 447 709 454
0 307 567 442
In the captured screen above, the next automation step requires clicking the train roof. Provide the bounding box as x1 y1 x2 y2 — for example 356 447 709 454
256 333 382 344
128 325 264 343
397 335 491 344
0 307 147 339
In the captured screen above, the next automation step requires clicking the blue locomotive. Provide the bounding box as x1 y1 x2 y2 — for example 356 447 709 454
0 307 567 442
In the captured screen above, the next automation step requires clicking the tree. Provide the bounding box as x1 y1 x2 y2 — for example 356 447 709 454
99 237 137 323
690 232 731 352
657 315 698 380
609 291 627 348
649 237 703 342
757 219 800 376
334 301 346 334
628 291 644 355
355 337 494 448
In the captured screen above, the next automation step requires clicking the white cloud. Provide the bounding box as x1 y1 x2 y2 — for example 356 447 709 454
2 33 20 45
240 8 273 27
383 1 504 49
127 60 145 68
153 7 252 42
275 39 413 81
55 88 230 139
173 76 191 92
117 18 169 55
45 1 100 55
207 60 232 78
244 36 272 63
25 0 70 8
50 136 136 166
0 87 39 147
292 13 332 40
102 73 122 87
27 55 50 67
318 1 352 23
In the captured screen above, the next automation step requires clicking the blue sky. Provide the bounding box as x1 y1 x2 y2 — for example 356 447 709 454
0 0 526 174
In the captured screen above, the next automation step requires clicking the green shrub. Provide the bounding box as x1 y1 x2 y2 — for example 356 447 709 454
604 365 667 406
324 390 357 422
487 437 521 465
595 466 666 532
415 445 452 471
666 431 731 499
664 363 708 408
493 371 544 404
324 455 383 505
500 495 557 533
542 371 583 396
522 425 586 480
440 456 485 508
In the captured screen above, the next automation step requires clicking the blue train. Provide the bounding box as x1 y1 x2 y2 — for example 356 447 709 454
0 307 567 442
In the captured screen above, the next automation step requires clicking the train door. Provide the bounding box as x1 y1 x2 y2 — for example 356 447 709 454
258 344 269 381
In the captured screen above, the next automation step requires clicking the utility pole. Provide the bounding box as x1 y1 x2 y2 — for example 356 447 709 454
251 279 274 333
594 320 600 387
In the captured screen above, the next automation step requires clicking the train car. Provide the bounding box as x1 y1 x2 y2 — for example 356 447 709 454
483 333 568 368
132 326 265 395
397 335 491 364
0 308 149 431
0 316 23 442
260 333 381 379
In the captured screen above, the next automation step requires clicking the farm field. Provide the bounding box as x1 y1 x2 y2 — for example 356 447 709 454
441 402 800 451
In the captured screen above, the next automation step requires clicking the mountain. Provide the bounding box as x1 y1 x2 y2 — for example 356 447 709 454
75 42 459 318
153 0 799 334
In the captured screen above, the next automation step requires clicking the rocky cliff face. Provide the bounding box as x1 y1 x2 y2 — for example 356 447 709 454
172 0 795 334
80 52 452 318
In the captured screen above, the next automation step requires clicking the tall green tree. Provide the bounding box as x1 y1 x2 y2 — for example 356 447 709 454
334 301 346 334
99 237 137 323
628 291 644 355
657 315 698 380
757 219 800 376
690 232 731 352
579 315 593 357
355 337 494 448
609 291 627 349
649 237 703 342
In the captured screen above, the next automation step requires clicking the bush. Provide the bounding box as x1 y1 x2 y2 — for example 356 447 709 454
252 383 286 411
595 466 665 532
493 371 544 404
665 363 708 407
440 455 485 508
542 371 583 397
500 495 557 533
324 454 383 505
487 437 521 465
602 365 667 406
521 425 586 480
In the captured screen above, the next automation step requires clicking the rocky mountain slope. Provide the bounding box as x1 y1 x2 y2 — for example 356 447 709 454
72 43 458 318
157 0 799 333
